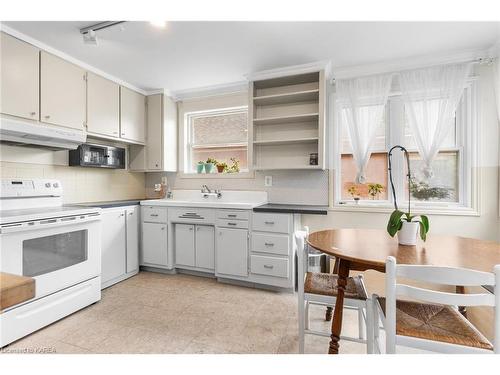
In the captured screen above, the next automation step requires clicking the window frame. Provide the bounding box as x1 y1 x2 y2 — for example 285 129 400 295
332 79 479 216
180 105 253 178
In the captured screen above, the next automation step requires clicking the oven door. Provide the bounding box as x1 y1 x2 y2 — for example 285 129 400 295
0 214 101 300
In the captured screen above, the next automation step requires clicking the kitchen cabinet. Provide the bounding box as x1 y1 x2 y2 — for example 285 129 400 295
40 51 86 130
216 227 248 278
174 224 214 271
175 224 195 267
129 93 177 171
86 72 120 137
101 208 127 286
142 222 168 267
0 32 39 121
196 225 215 270
120 87 146 143
126 206 139 273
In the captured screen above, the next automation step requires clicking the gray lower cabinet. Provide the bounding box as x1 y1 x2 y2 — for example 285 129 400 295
174 224 214 271
101 205 139 289
216 227 248 278
142 222 168 266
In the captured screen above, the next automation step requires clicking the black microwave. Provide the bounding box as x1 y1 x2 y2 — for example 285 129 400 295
69 143 125 169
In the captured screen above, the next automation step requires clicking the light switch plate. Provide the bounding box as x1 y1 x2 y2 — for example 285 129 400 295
264 176 273 187
161 176 168 185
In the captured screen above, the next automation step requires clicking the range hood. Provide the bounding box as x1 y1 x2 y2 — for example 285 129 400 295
0 116 86 150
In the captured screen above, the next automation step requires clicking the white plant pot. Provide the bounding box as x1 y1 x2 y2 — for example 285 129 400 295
397 221 419 246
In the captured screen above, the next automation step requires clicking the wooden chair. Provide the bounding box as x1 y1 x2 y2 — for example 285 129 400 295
295 229 374 353
372 256 499 354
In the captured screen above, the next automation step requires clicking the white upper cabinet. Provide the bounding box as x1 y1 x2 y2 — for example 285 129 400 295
87 72 120 137
146 94 163 170
40 51 86 130
120 87 146 143
0 32 39 120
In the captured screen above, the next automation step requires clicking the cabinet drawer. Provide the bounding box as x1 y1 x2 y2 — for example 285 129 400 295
251 233 289 256
252 213 290 234
142 206 167 223
168 207 215 224
216 219 249 229
217 210 249 221
250 255 289 279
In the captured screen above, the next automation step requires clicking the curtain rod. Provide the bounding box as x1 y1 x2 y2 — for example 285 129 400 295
330 57 495 84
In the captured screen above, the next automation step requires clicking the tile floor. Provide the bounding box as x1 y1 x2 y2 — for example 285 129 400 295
2 271 367 354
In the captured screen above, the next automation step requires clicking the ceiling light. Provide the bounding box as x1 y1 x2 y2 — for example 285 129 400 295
83 29 98 46
150 21 167 28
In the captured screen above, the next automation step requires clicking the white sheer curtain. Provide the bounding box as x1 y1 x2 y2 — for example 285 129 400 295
399 63 472 179
336 73 393 183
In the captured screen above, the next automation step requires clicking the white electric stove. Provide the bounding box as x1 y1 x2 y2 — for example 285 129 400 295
0 178 102 347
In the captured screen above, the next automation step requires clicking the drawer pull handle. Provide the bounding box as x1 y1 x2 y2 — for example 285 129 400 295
228 222 237 226
264 242 274 246
228 214 237 218
264 221 275 225
263 265 274 269
150 214 159 217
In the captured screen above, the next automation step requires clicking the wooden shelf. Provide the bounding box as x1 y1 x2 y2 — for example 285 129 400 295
252 164 322 171
253 113 319 126
253 137 319 146
253 89 319 106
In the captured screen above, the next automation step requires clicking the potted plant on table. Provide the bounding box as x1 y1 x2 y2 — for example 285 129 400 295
216 161 228 173
196 161 205 174
204 158 217 173
386 146 430 245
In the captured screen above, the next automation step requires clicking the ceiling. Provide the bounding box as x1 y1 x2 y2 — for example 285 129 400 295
3 21 499 94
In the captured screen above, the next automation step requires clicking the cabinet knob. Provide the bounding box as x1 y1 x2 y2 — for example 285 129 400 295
44 115 50 119
129 212 134 216
161 227 165 230
30 112 36 116
121 133 125 136
189 227 193 231
120 213 125 217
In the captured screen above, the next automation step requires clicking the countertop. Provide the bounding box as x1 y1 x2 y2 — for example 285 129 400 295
77 199 144 209
253 203 328 215
0 272 35 311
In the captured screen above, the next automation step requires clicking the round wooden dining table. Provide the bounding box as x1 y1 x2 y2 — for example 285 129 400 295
307 228 500 354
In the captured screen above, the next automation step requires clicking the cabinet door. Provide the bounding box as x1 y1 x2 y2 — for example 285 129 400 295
40 51 86 130
120 87 145 143
142 222 168 266
195 225 214 270
146 94 163 170
175 224 195 267
126 206 139 273
87 72 120 137
216 228 248 277
0 32 39 120
101 209 126 285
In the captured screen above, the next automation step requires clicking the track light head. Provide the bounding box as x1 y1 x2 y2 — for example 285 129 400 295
83 29 98 46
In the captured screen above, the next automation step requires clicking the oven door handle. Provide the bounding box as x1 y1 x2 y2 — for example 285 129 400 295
0 214 101 234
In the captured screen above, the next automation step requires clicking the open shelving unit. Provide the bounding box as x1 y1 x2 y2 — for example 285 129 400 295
249 69 326 170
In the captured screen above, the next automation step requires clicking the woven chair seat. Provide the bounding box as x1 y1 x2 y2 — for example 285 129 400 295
304 272 367 300
377 297 493 351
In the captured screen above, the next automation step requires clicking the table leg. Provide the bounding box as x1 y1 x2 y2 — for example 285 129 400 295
456 285 467 318
325 256 339 322
328 259 350 354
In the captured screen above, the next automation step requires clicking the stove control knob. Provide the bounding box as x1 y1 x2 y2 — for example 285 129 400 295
45 183 51 188
53 183 59 188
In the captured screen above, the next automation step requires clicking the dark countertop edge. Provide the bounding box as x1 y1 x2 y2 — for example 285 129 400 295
77 199 144 209
253 204 328 215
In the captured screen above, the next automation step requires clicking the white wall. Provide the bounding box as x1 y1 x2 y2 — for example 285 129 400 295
303 64 500 242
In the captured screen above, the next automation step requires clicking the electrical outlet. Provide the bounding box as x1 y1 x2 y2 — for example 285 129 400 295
161 176 168 185
264 176 273 187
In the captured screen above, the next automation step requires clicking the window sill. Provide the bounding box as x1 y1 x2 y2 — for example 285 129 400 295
178 171 255 179
330 203 480 217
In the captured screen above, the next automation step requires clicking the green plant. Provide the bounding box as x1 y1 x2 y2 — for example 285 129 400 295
387 210 430 241
197 160 205 165
216 161 228 169
206 157 217 165
227 157 240 173
409 178 451 201
347 186 358 199
367 183 384 200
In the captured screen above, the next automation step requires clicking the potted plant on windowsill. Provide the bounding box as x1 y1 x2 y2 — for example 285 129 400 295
205 158 217 173
216 161 228 173
347 186 360 204
226 157 240 173
386 146 430 246
196 161 205 174
368 183 384 200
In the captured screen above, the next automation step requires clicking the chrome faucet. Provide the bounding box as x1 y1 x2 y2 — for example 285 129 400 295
201 185 222 199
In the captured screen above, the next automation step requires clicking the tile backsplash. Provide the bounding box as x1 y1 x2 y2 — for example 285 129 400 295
146 170 330 206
